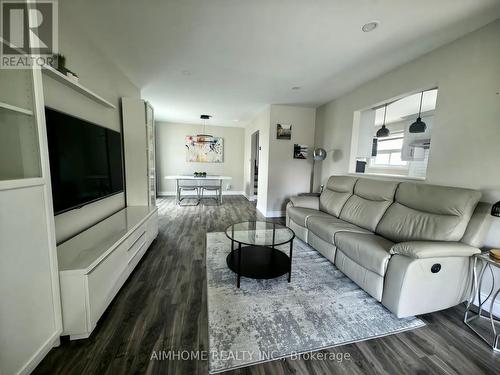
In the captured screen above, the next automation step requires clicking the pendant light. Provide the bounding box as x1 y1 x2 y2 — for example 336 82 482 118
197 114 213 139
376 104 390 138
409 91 427 133
491 201 500 217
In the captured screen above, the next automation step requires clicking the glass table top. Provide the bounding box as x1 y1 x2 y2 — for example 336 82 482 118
225 221 295 247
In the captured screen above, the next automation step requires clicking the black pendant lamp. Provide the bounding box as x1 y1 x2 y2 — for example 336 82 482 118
491 201 500 217
376 104 390 138
409 91 427 133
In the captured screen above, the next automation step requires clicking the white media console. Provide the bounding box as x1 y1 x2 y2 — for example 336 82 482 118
57 206 158 340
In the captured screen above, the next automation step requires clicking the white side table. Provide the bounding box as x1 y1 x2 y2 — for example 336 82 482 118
464 252 500 352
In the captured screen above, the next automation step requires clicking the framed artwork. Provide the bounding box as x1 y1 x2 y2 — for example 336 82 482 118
293 144 308 159
276 124 292 140
185 135 224 163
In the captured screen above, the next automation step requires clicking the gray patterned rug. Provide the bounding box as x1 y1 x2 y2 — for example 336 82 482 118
206 231 425 373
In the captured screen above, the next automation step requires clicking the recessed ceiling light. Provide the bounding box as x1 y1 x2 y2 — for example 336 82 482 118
362 21 379 32
291 86 301 90
233 119 240 122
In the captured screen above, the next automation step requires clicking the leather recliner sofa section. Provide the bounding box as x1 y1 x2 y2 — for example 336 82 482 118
286 175 491 318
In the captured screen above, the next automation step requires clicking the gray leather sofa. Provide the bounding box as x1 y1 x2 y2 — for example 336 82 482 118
286 175 491 318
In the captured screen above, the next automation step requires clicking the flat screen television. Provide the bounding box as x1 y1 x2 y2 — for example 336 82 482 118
45 107 124 215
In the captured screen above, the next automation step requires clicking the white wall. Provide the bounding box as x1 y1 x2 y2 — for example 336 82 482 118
243 105 316 216
156 122 245 194
267 105 316 215
244 107 271 215
43 9 141 243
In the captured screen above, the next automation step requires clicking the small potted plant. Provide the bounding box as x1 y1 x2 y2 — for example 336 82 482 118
51 53 79 83
50 53 66 73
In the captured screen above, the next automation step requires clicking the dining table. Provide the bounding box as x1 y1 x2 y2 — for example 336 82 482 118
164 175 232 204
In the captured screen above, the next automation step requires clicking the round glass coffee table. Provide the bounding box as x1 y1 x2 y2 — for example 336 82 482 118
225 221 295 288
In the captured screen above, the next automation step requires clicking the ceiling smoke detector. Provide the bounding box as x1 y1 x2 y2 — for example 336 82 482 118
362 21 379 32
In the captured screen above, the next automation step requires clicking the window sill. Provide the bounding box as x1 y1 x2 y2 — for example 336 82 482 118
349 172 426 181
368 165 408 170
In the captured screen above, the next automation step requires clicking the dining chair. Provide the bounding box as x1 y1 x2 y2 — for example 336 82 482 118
178 179 200 206
199 180 221 205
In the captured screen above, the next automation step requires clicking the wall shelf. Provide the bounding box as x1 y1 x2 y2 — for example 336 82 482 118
42 66 116 109
0 101 33 116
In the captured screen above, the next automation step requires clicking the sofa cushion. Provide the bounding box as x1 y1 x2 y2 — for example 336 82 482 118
307 216 371 245
335 251 385 301
287 206 332 227
376 182 481 242
319 176 357 217
335 232 394 276
339 178 399 231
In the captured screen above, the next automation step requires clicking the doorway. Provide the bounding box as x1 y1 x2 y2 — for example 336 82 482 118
250 131 260 202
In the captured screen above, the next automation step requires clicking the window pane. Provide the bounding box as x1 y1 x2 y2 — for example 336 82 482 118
374 153 390 165
389 152 406 166
378 137 403 151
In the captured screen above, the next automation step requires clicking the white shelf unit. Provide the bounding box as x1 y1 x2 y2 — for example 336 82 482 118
57 206 158 340
42 66 116 109
121 98 157 206
0 101 33 116
0 65 62 374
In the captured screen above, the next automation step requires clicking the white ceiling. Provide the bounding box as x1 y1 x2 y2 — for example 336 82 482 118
62 0 500 127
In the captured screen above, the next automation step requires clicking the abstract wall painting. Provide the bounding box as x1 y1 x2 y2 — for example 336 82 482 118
185 135 224 163
293 144 308 159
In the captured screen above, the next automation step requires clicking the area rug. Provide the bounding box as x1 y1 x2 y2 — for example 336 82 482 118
206 231 425 374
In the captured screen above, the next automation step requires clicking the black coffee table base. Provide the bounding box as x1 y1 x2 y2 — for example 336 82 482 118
226 245 291 287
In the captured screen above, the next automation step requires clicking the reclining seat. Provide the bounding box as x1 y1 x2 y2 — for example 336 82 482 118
286 176 357 244
375 182 482 317
329 178 399 300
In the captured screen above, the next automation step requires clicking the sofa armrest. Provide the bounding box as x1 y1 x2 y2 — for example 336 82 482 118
390 241 481 259
289 196 320 210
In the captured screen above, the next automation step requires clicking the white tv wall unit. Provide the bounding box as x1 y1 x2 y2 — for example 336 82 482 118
57 206 158 340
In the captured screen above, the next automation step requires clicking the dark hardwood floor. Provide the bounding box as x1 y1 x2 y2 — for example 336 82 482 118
35 196 500 375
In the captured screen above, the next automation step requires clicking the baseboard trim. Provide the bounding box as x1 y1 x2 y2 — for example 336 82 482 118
474 291 500 318
265 210 285 218
17 329 61 375
245 195 257 202
158 190 244 196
